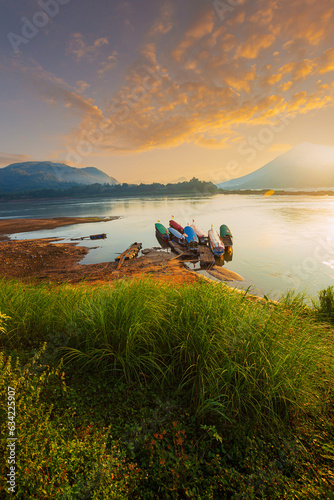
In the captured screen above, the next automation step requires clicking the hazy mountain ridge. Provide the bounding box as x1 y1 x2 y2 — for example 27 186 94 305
218 143 334 190
0 162 118 193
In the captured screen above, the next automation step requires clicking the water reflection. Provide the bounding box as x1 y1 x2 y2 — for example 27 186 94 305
154 231 234 270
212 248 233 267
155 233 170 250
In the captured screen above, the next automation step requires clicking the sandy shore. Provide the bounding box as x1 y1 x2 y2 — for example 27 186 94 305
0 218 201 285
0 217 119 241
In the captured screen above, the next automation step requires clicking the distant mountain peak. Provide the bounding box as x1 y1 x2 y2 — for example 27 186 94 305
218 143 334 190
0 161 119 193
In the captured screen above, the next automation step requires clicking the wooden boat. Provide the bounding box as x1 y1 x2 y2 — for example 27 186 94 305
184 226 199 250
90 233 107 240
71 233 107 241
190 221 206 244
169 219 184 233
220 225 233 248
115 242 142 269
168 227 186 245
155 222 169 241
208 228 225 256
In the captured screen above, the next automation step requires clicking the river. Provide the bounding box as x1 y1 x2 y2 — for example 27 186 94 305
1 193 334 300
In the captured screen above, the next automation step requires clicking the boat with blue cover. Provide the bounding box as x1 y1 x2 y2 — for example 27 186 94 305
208 227 225 256
169 226 186 245
184 225 199 250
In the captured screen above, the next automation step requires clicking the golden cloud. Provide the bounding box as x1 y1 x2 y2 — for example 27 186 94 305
235 33 276 59
66 33 109 62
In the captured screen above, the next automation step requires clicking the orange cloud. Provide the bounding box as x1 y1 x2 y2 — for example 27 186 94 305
235 33 276 59
12 0 334 160
147 1 174 36
67 33 109 62
171 8 214 61
318 48 334 74
293 60 315 80
0 153 31 166
279 81 293 92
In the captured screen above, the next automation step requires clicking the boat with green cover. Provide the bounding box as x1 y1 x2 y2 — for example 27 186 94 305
155 222 169 241
220 224 233 248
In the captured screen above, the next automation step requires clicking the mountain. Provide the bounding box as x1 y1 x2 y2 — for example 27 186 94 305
218 143 334 190
0 162 118 193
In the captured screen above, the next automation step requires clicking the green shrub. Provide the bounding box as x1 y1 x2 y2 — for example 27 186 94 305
0 346 141 499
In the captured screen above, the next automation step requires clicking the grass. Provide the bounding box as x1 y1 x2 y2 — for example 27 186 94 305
0 277 334 498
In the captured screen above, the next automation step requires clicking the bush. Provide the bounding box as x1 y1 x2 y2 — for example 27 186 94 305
0 346 141 499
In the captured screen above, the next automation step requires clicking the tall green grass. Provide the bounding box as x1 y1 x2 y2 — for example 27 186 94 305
0 278 333 427
314 285 334 323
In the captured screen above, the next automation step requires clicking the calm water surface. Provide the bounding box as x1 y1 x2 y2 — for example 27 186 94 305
1 194 334 300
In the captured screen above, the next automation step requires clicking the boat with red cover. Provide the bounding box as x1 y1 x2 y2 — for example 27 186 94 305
169 219 184 233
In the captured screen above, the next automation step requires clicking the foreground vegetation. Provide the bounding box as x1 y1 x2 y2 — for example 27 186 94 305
0 278 334 499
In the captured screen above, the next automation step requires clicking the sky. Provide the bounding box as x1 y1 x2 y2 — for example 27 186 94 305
1 0 334 184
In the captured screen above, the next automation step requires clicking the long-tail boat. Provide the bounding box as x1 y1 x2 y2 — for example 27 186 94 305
169 217 184 233
155 222 169 241
190 220 206 244
184 225 199 250
220 224 233 248
208 227 225 256
169 227 186 245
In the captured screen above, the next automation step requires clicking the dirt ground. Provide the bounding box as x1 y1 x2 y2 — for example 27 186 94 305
0 217 118 241
0 218 201 285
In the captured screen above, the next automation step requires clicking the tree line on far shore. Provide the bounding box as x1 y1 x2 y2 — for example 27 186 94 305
0 177 219 201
